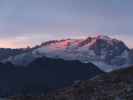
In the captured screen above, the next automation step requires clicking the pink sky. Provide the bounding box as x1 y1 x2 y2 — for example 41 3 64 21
0 34 132 49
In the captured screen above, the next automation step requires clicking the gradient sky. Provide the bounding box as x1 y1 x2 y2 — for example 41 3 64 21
0 0 133 48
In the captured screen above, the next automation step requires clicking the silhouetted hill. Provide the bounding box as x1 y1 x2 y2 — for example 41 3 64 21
10 66 133 100
0 57 102 96
40 65 133 100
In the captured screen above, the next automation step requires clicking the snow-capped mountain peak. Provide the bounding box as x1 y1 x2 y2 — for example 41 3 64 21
3 35 133 72
96 35 112 40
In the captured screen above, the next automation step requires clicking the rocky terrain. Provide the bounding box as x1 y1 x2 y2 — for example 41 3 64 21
0 57 102 97
9 65 133 100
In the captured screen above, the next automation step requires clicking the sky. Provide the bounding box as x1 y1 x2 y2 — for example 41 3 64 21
0 0 133 48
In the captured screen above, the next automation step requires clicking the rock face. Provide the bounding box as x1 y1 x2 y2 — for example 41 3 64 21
4 35 132 72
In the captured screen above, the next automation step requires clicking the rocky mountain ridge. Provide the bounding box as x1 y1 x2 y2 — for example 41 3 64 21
3 35 133 72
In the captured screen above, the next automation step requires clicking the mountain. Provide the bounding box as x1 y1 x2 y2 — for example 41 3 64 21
4 35 132 72
0 57 102 96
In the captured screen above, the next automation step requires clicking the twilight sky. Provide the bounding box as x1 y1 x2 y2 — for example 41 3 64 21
0 0 133 48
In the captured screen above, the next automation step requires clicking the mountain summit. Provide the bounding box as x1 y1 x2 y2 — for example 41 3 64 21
4 35 133 72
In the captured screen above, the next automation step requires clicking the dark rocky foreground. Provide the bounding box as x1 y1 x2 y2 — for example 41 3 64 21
9 65 133 100
0 57 102 96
